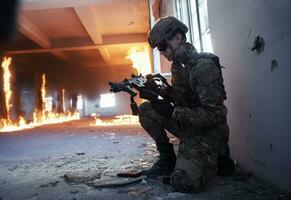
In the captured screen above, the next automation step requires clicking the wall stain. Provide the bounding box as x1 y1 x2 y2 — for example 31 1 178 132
251 35 265 53
271 59 279 71
269 143 273 152
247 28 252 39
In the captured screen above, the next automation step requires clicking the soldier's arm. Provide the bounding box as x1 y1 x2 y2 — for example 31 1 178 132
183 59 227 127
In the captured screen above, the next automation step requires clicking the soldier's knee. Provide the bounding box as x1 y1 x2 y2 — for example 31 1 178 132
170 169 203 193
138 101 153 127
138 101 152 116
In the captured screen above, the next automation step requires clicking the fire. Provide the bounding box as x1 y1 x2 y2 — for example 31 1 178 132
31 73 80 127
0 57 80 133
126 45 152 75
62 88 66 112
94 44 152 127
2 57 12 118
41 74 47 111
91 114 139 126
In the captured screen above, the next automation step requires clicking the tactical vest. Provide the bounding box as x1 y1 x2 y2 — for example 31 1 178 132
171 53 226 108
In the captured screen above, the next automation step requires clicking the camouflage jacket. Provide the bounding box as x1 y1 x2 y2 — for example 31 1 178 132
170 43 227 128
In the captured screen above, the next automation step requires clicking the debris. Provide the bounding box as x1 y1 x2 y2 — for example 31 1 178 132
139 143 147 147
63 171 101 184
117 171 141 178
49 180 59 187
88 176 146 188
271 59 279 71
55 160 73 168
70 189 79 194
40 183 49 188
140 179 148 185
76 152 85 155
128 186 152 196
167 192 187 198
8 165 18 171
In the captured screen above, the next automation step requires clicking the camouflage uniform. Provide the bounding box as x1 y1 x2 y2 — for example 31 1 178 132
139 42 230 192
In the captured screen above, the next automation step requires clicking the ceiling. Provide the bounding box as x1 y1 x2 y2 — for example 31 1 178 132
4 0 150 70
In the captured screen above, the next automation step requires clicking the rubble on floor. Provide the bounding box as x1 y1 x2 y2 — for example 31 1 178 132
0 119 289 200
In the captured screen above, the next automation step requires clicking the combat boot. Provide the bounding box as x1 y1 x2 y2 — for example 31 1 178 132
141 143 176 178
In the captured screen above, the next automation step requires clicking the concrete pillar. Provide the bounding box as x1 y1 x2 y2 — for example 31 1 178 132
13 77 22 120
34 72 43 113
56 88 65 113
71 94 77 112
82 96 87 117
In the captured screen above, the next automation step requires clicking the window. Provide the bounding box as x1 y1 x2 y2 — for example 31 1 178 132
175 0 213 53
44 97 53 111
77 95 83 110
100 93 115 108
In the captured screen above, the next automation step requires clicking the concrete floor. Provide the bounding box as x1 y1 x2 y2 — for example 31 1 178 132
0 118 289 200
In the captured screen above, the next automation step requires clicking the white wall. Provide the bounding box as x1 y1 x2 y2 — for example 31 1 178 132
208 0 291 191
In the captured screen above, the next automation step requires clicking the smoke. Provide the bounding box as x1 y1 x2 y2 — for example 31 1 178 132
40 65 137 100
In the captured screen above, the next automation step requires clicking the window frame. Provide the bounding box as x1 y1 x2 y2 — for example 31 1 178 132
175 0 212 53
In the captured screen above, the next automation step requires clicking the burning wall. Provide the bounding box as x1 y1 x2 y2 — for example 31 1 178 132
0 57 80 132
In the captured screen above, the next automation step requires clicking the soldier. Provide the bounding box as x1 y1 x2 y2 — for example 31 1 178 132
139 16 235 192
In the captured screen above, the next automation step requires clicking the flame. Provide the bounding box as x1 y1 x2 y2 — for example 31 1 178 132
62 88 65 112
2 57 12 118
31 74 80 128
91 114 139 126
0 57 80 133
126 45 152 75
41 74 46 112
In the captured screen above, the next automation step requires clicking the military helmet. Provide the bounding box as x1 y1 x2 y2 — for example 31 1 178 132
148 16 188 48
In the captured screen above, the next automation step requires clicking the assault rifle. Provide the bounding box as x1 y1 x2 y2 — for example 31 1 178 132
109 73 174 118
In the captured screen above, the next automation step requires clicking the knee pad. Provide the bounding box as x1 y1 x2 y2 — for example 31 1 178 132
170 169 202 193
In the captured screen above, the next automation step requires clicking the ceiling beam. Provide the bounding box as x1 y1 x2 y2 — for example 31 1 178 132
74 6 102 44
20 0 132 11
4 33 147 55
4 42 148 55
98 47 111 64
74 6 114 63
17 14 71 63
18 14 51 48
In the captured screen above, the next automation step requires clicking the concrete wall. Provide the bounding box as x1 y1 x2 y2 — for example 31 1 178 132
207 0 291 191
83 93 133 117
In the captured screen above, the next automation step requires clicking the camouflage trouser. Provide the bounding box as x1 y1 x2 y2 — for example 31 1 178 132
138 101 230 192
